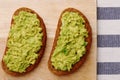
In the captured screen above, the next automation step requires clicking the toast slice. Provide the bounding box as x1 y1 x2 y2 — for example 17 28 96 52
2 7 47 76
48 8 92 75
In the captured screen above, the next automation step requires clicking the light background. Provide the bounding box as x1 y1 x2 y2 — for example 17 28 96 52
0 0 97 80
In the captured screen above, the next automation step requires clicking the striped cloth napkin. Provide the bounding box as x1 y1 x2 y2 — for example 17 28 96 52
97 0 120 79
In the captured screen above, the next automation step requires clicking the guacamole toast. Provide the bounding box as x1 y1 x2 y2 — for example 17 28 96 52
2 7 47 76
48 8 92 75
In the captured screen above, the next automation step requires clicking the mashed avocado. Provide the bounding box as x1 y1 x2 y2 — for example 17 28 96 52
3 11 43 73
51 12 88 71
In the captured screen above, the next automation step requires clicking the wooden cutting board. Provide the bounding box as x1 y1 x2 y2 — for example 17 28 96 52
0 0 97 80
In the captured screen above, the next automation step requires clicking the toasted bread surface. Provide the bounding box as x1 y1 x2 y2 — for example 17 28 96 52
48 8 92 75
2 7 47 76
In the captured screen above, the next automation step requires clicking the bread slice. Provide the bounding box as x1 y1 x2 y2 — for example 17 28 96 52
48 8 92 75
2 7 47 76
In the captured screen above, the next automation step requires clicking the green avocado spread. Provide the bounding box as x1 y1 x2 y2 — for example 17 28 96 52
51 12 88 71
3 11 43 73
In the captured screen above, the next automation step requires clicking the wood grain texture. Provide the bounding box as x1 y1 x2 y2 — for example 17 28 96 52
0 0 97 80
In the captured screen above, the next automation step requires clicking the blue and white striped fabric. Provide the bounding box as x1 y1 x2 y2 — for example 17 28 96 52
97 0 120 79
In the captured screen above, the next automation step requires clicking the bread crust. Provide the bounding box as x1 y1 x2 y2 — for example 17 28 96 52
48 8 92 75
2 7 47 76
